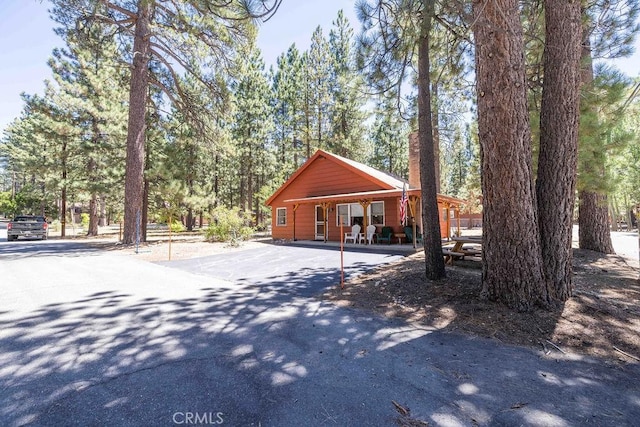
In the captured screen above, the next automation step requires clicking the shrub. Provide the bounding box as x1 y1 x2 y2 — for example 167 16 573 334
169 220 185 233
80 213 90 228
50 219 61 232
204 206 254 245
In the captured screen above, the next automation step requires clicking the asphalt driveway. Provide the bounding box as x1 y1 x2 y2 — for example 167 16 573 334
156 243 405 298
0 240 639 426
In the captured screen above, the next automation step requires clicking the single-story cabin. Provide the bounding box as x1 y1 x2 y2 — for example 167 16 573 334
265 148 465 243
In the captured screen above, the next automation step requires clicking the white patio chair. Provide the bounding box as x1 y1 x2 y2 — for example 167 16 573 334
344 224 361 244
365 224 377 245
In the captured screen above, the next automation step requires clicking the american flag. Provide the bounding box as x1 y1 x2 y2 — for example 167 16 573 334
399 183 408 226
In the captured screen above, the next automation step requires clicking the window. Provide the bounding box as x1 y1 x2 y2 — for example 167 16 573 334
336 202 385 226
337 204 349 226
370 202 384 225
276 207 287 226
350 203 364 226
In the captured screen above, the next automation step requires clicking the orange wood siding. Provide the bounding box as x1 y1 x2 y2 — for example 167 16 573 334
278 156 383 201
272 197 403 241
271 198 454 241
268 152 459 242
270 155 390 241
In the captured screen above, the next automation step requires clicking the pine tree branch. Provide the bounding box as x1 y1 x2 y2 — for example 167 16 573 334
148 74 182 109
148 41 227 99
148 52 190 104
100 0 137 20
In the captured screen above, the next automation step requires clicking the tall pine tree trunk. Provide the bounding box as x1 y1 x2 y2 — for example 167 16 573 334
472 0 549 310
418 0 445 280
87 122 100 237
88 192 99 236
123 1 152 244
431 81 440 194
579 191 615 252
61 185 67 238
142 176 149 240
536 0 582 301
578 34 615 254
61 138 67 238
99 197 107 227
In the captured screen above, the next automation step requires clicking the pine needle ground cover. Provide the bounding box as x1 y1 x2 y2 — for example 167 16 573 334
326 250 640 365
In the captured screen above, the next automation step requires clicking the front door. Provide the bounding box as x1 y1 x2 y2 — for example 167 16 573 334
315 205 325 240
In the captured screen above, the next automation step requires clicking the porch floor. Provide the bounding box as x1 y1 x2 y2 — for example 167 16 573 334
276 239 423 255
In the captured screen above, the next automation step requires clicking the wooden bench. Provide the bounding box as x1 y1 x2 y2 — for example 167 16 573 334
461 248 482 256
442 248 466 265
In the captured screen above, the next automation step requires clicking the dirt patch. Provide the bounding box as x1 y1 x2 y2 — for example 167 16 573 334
325 249 640 365
87 234 267 262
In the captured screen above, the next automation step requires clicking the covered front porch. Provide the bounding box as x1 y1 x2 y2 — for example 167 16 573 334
283 189 465 246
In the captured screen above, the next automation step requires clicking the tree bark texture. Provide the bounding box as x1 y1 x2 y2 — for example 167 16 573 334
431 81 441 194
536 0 582 301
61 138 67 238
142 176 149 241
472 0 548 310
88 192 99 236
418 0 446 280
578 190 615 253
99 197 107 227
577 30 615 254
61 186 67 238
123 1 152 244
87 148 99 236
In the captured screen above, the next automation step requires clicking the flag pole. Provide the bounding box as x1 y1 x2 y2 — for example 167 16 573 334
340 219 344 289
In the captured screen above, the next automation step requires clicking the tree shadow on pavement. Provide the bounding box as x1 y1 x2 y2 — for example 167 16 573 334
0 255 639 426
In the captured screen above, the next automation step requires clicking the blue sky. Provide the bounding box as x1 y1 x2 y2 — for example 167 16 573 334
0 0 358 132
1 0 638 133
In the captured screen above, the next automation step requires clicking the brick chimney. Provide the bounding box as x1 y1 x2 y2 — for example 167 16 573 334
408 132 420 189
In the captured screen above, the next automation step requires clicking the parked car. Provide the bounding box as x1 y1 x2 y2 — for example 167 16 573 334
7 215 49 241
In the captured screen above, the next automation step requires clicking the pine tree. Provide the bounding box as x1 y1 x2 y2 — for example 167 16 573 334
535 0 582 301
232 43 275 224
579 64 635 251
441 125 471 198
578 0 640 253
1 20 129 234
358 0 446 279
1 112 55 216
47 23 129 236
609 80 640 228
272 44 306 177
473 0 548 310
307 26 333 153
368 94 409 177
327 10 367 160
49 0 282 244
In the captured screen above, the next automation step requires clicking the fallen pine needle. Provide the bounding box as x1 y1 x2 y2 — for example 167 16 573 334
545 340 566 354
392 400 410 416
613 346 640 362
511 402 528 409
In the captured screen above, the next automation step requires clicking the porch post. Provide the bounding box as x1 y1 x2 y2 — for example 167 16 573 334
321 202 330 242
359 200 371 243
444 202 451 239
408 195 419 248
292 203 299 241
